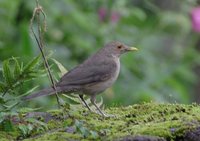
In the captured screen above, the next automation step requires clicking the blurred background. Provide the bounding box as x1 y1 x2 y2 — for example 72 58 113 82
0 0 200 109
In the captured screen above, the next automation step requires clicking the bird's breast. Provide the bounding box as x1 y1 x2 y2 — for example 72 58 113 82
109 58 120 84
85 58 120 95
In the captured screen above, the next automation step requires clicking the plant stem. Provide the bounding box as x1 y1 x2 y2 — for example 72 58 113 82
30 0 61 108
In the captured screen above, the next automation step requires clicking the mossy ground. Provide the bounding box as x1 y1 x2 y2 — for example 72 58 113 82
1 103 200 141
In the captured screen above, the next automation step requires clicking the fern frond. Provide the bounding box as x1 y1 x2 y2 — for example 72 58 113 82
13 57 21 78
62 94 80 105
23 55 41 73
51 58 68 76
2 60 13 86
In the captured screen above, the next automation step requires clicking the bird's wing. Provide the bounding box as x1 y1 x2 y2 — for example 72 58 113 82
56 61 116 87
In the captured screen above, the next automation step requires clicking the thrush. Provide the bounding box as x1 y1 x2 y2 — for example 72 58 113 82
23 41 138 117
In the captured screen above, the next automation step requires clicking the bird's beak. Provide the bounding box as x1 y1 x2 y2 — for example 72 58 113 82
126 47 138 51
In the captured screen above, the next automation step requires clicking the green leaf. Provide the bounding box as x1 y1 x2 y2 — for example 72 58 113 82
23 55 41 72
80 127 90 138
62 94 80 105
2 60 13 86
51 58 68 76
3 102 20 111
18 86 38 98
74 119 90 138
96 96 104 109
17 107 41 113
13 57 21 78
90 130 98 139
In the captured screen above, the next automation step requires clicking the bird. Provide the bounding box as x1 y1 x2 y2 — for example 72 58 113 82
22 41 138 117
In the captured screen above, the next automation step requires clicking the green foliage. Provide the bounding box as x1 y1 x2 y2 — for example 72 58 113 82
74 119 98 139
18 124 33 137
0 56 103 139
0 109 48 139
18 118 48 138
0 56 44 112
0 112 18 132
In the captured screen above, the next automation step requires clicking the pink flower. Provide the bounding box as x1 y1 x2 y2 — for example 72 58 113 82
98 7 107 22
98 7 121 23
191 7 200 32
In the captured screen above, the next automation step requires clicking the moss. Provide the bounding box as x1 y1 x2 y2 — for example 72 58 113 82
0 132 13 141
1 103 200 140
23 132 82 141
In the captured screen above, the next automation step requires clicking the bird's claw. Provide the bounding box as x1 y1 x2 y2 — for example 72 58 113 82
95 111 116 118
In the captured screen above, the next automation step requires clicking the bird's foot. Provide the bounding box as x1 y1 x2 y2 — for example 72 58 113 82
95 110 116 118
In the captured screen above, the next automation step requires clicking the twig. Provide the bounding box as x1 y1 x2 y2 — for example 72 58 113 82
30 0 61 108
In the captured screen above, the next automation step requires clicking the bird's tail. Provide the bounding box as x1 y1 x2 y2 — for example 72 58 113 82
22 87 61 101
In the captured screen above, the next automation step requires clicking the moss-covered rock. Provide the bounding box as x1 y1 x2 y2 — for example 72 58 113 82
1 103 200 141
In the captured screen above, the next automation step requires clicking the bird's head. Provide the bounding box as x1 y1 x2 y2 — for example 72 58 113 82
103 41 138 57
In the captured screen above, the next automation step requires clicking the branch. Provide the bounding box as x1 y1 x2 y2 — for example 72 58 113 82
30 0 61 107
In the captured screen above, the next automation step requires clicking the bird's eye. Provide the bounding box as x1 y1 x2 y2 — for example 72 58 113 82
117 45 122 49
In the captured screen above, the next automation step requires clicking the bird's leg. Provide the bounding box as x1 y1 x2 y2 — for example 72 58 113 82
90 95 107 117
79 95 92 111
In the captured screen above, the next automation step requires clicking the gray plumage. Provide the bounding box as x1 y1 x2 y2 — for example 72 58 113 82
22 41 138 117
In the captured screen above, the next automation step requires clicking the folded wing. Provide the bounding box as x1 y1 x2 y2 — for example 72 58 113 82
56 61 116 87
